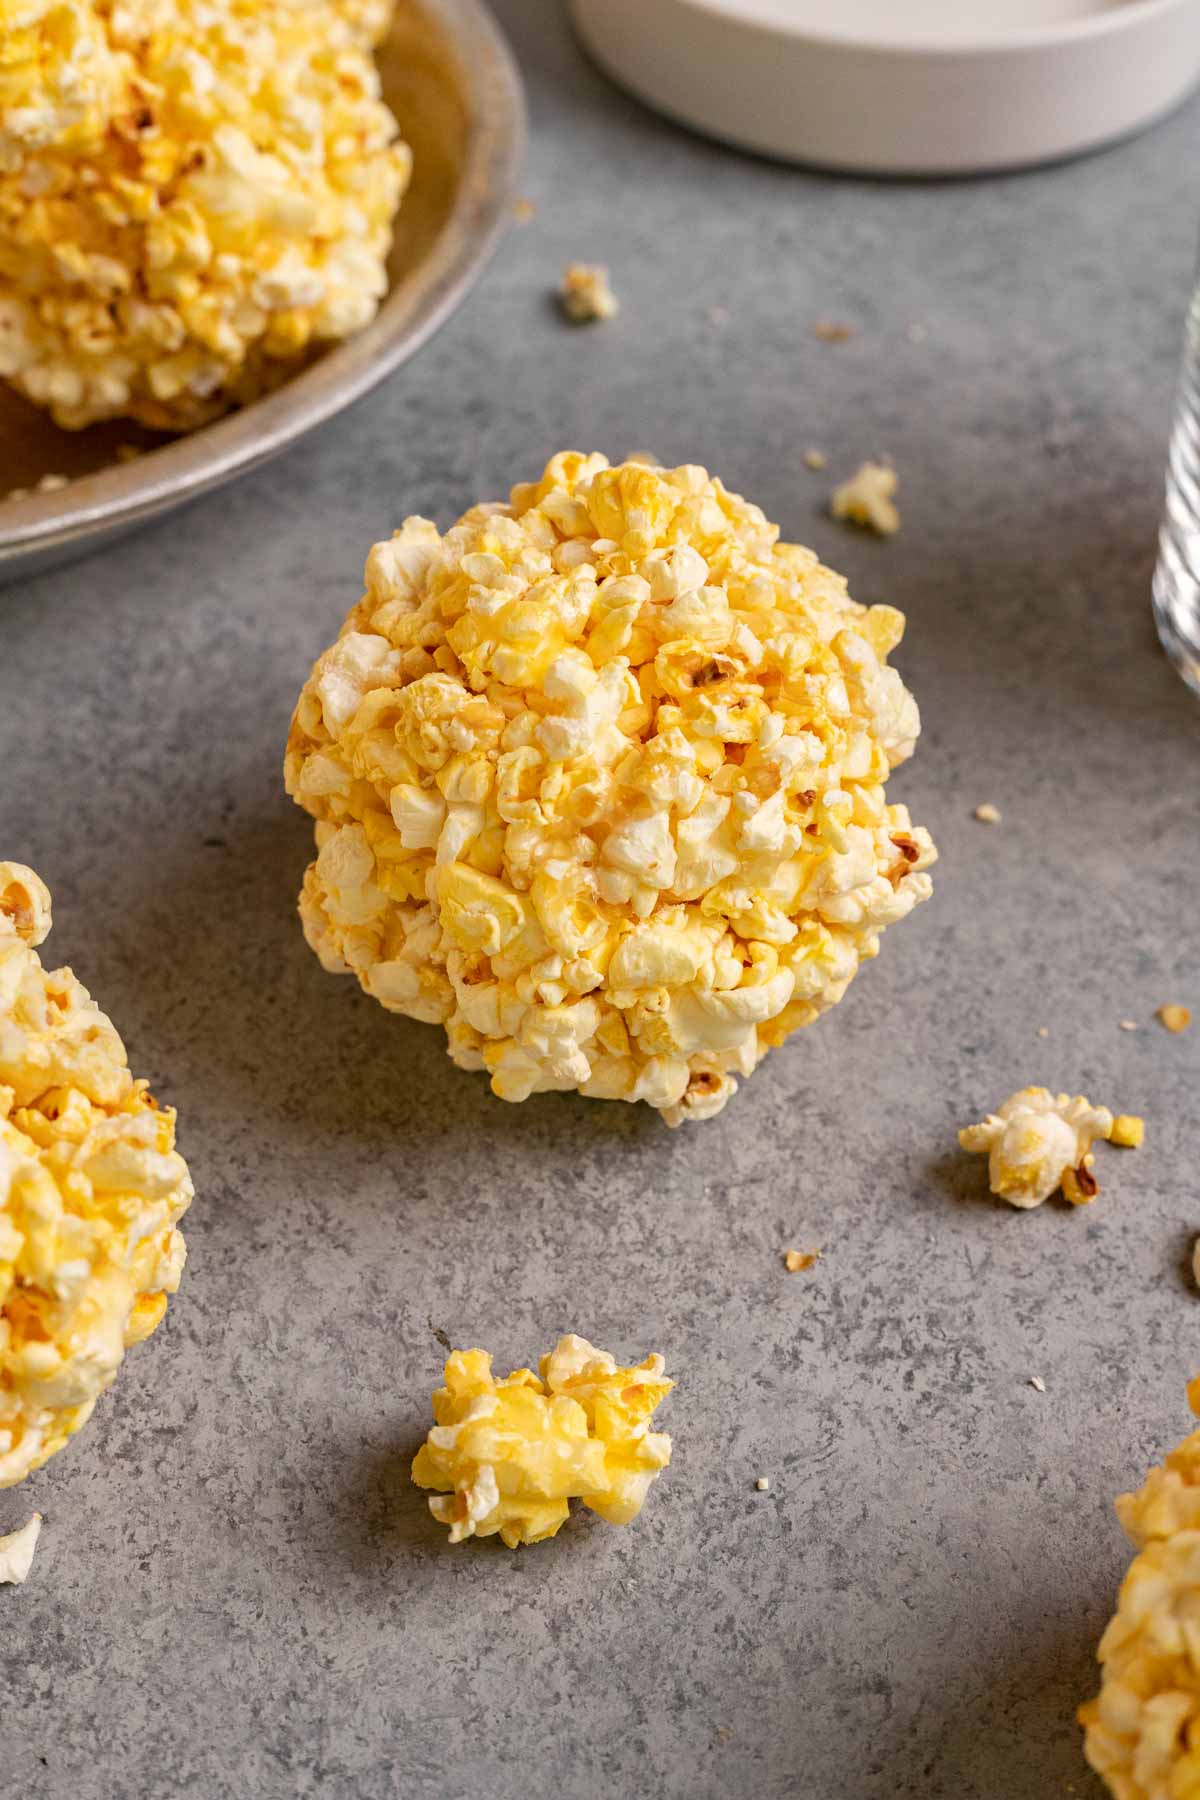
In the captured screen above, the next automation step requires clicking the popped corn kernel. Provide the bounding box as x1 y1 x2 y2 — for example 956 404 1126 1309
958 1086 1114 1209
1158 1005 1192 1034
0 1512 41 1583
1081 1382 1200 1798
1111 1114 1145 1149
559 262 618 323
831 462 899 536
411 1333 673 1548
285 452 936 1125
0 0 410 430
0 864 192 1486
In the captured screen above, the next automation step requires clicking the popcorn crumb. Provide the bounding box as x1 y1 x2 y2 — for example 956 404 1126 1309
755 1476 770 1491
1118 1020 1139 1032
804 448 827 470
974 802 1001 824
831 462 900 536
1111 1114 1145 1150
784 1248 820 1272
959 1087 1114 1209
36 474 68 494
1028 1376 1046 1393
412 1334 673 1547
1037 1026 1049 1038
0 1513 42 1584
286 451 936 1126
1157 1004 1192 1034
514 198 536 224
813 321 854 343
560 263 619 324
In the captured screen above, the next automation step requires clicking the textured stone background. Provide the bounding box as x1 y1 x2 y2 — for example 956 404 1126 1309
3 5 1200 1796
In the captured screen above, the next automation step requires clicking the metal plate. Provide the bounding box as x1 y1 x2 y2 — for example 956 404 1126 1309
0 0 524 582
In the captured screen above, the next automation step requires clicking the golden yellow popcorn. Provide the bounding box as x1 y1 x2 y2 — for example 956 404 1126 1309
285 452 936 1124
958 1086 1114 1208
1081 1381 1200 1798
0 862 192 1486
0 0 411 430
412 1333 673 1548
831 461 900 536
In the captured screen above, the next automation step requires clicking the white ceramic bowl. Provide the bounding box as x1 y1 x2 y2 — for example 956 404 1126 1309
570 0 1200 175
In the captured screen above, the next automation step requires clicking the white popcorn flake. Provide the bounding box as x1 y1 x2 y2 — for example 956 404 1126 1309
959 1086 1114 1209
1028 1376 1046 1393
831 462 900 537
974 802 1001 823
0 1513 42 1584
754 1476 770 1491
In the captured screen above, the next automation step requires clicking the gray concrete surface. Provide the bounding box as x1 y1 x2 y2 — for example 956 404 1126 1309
4 5 1200 1796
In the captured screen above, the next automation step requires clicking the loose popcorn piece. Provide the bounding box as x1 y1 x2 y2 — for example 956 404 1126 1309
1028 1376 1046 1393
0 0 411 430
1193 1237 1200 1290
812 320 854 343
1119 1020 1140 1033
1158 1005 1192 1034
958 1086 1114 1209
754 1475 770 1491
1080 1382 1200 1797
285 452 937 1125
831 462 900 537
1111 1114 1145 1150
784 1247 819 1272
804 448 826 471
0 1512 42 1583
0 863 192 1485
411 1333 673 1548
974 802 1001 824
559 263 618 324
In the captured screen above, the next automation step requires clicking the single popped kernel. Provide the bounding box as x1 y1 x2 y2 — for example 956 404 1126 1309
755 1475 770 1491
831 462 900 536
0 863 192 1485
784 1248 820 1272
1158 1004 1192 1034
0 1512 42 1583
285 452 936 1125
974 802 1001 824
1081 1382 1200 1797
0 0 410 430
803 448 826 470
559 262 618 323
411 1333 673 1547
958 1086 1114 1208
1028 1377 1046 1393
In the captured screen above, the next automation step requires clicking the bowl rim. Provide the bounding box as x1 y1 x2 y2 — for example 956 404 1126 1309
0 0 525 571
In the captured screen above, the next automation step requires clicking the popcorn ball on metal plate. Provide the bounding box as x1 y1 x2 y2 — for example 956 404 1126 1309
285 452 936 1124
0 0 410 429
412 1333 673 1548
1081 1378 1200 1799
0 863 192 1485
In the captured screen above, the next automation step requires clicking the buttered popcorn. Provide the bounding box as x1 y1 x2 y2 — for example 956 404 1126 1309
959 1087 1116 1208
412 1333 673 1547
1081 1379 1200 1798
0 863 192 1485
0 0 410 430
286 452 936 1124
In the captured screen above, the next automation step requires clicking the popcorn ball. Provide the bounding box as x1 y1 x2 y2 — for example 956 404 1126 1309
285 452 936 1124
412 1333 673 1547
1080 1379 1200 1798
0 0 411 430
0 863 192 1486
958 1086 1115 1208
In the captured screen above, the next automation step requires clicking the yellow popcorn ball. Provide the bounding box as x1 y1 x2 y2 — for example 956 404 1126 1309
412 1333 673 1548
0 0 410 430
958 1086 1114 1208
285 452 937 1125
1081 1382 1200 1799
0 862 192 1486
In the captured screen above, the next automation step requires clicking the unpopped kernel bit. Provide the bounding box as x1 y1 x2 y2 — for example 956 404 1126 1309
411 1334 673 1547
285 451 936 1126
959 1087 1113 1209
560 263 618 324
1111 1114 1145 1150
0 0 410 430
1158 1004 1192 1034
804 449 827 470
0 1513 42 1584
974 802 1001 824
0 862 192 1486
1118 1020 1139 1033
1080 1379 1200 1796
831 462 900 536
1029 1376 1046 1393
784 1248 820 1272
813 321 854 343
755 1476 770 1491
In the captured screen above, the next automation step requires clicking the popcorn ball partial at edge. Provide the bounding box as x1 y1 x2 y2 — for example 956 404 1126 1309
285 451 937 1125
1080 1380 1200 1799
412 1333 674 1548
0 863 192 1487
0 0 411 430
958 1087 1116 1208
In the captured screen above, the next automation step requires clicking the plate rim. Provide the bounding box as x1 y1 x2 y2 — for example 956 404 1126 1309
0 0 525 575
